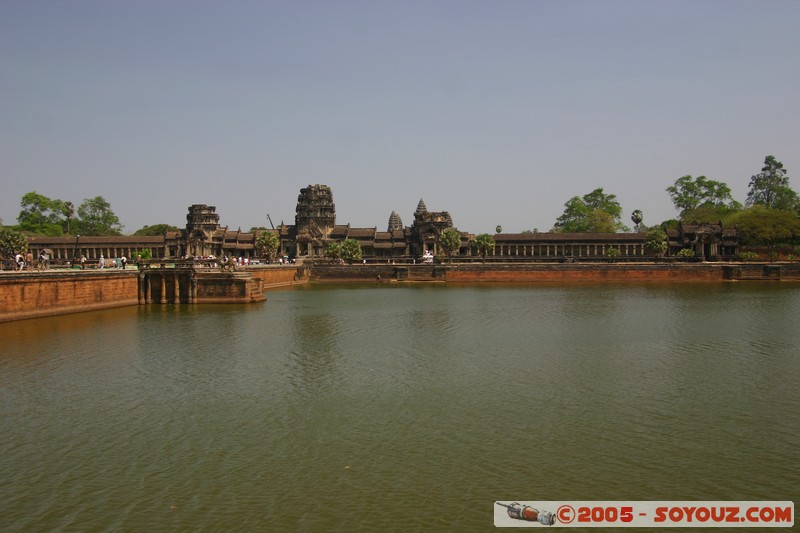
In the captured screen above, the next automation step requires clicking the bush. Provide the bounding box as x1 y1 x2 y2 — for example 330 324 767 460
739 251 758 262
677 248 695 258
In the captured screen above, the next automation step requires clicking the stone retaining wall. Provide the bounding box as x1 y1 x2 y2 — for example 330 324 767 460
0 270 139 322
3 263 798 322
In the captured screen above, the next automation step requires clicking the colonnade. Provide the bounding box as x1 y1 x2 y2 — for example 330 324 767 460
489 242 645 258
138 269 197 304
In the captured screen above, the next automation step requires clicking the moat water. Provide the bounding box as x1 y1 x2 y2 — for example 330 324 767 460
1 282 798 531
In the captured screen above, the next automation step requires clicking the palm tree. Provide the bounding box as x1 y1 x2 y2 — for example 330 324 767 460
631 209 644 232
474 233 495 263
62 201 75 234
256 231 280 262
439 228 462 263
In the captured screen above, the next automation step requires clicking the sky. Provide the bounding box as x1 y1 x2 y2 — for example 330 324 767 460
2 0 799 235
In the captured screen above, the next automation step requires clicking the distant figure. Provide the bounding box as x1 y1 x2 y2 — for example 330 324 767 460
121 256 127 269
99 254 105 269
80 255 86 269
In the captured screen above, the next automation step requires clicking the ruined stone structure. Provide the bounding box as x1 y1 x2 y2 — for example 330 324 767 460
27 184 738 264
408 199 460 257
293 184 337 257
666 222 738 260
387 211 403 232
138 259 264 304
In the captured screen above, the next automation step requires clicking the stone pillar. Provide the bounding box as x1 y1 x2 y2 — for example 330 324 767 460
174 273 180 303
190 277 198 304
160 274 167 304
145 276 152 304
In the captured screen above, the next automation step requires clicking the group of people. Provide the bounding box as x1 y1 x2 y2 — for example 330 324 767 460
8 251 50 271
82 254 127 269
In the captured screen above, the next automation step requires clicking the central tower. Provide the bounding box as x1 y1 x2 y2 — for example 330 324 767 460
295 184 336 257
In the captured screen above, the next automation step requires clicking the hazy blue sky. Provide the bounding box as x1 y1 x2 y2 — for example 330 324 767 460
2 0 799 234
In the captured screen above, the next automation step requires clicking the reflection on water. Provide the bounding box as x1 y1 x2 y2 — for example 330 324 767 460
1 282 799 531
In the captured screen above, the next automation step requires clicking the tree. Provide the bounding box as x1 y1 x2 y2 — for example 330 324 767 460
554 188 628 232
133 224 180 236
439 228 462 262
746 155 798 210
631 209 644 232
74 196 123 235
644 227 668 257
17 191 65 235
324 241 342 261
726 205 800 248
585 209 618 233
473 233 495 262
666 175 741 218
0 228 28 261
339 239 363 264
256 231 280 261
62 201 75 234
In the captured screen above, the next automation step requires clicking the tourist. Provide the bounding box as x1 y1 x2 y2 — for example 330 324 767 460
80 255 86 269
15 253 24 271
25 251 33 270
121 256 127 269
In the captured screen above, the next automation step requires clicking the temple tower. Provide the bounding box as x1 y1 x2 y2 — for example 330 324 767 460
295 184 336 257
184 205 221 257
410 198 455 257
387 211 403 232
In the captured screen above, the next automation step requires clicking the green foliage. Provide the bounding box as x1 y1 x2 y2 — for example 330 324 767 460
137 248 153 260
677 248 695 258
133 224 180 236
554 188 628 233
256 231 280 260
17 191 65 232
339 239 363 263
739 251 759 262
62 201 75 234
15 223 64 237
74 196 123 236
644 227 668 257
606 247 621 258
495 225 503 234
681 204 741 224
439 228 462 262
725 205 800 247
473 233 495 262
746 155 799 210
660 219 680 230
631 209 644 232
324 241 342 260
0 228 28 259
667 175 740 218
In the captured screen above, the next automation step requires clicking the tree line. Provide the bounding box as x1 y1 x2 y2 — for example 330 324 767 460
550 155 800 249
11 192 124 237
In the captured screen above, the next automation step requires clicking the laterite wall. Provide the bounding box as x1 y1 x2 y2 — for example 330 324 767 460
0 271 139 322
